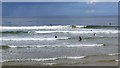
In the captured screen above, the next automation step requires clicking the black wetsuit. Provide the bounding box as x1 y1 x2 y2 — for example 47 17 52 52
79 36 82 41
93 33 96 36
55 36 57 38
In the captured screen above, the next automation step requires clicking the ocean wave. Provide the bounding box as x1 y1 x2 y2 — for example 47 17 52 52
26 58 58 61
1 25 85 30
0 44 105 49
1 30 119 35
1 58 57 62
2 56 86 62
1 31 28 34
107 53 120 56
0 37 69 41
42 63 57 66
115 60 120 62
84 25 119 28
59 56 86 59
35 30 119 34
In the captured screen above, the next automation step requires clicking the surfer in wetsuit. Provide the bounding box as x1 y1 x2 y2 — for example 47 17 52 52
55 36 57 38
79 36 82 41
93 33 96 36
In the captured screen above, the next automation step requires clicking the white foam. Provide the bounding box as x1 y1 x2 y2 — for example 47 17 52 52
108 53 120 56
5 44 105 49
42 63 57 66
115 60 120 62
1 37 69 41
9 46 17 48
63 44 104 47
30 58 58 61
35 30 119 34
2 56 86 62
2 58 58 62
60 56 86 59
0 25 85 30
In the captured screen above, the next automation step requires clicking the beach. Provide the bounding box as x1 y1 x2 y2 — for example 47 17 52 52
1 2 119 66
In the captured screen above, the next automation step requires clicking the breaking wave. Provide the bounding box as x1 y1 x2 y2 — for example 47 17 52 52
107 53 120 56
0 37 69 41
1 25 85 30
84 25 119 28
1 56 86 62
0 44 105 49
1 31 28 34
35 30 119 34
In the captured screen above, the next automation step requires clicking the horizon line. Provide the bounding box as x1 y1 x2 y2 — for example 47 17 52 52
2 15 118 18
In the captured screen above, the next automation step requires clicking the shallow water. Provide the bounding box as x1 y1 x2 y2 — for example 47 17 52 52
1 25 119 66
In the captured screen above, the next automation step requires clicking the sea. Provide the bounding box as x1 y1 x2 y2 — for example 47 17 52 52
0 16 119 66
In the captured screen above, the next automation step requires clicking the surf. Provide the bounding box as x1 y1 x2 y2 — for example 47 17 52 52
0 44 105 49
0 25 85 30
34 29 119 34
0 37 69 41
1 56 86 62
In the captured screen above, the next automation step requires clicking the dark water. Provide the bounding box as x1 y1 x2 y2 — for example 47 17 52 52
2 16 118 26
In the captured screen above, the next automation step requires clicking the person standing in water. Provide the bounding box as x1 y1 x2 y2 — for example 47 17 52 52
79 36 82 41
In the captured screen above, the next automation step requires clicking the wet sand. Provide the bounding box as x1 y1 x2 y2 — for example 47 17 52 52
2 55 118 66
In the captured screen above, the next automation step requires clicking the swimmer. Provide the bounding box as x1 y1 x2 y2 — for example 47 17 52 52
55 36 57 38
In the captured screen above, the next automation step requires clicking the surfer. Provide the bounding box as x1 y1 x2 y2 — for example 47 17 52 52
93 33 96 36
55 36 57 38
79 36 82 41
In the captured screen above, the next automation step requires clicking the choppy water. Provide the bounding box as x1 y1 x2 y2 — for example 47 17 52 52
0 25 119 66
1 16 119 66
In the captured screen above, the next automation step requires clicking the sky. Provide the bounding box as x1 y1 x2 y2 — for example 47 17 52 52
2 2 118 17
2 0 119 26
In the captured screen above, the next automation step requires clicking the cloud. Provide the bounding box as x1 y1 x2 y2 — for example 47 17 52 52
90 0 97 4
86 0 97 5
96 0 119 2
